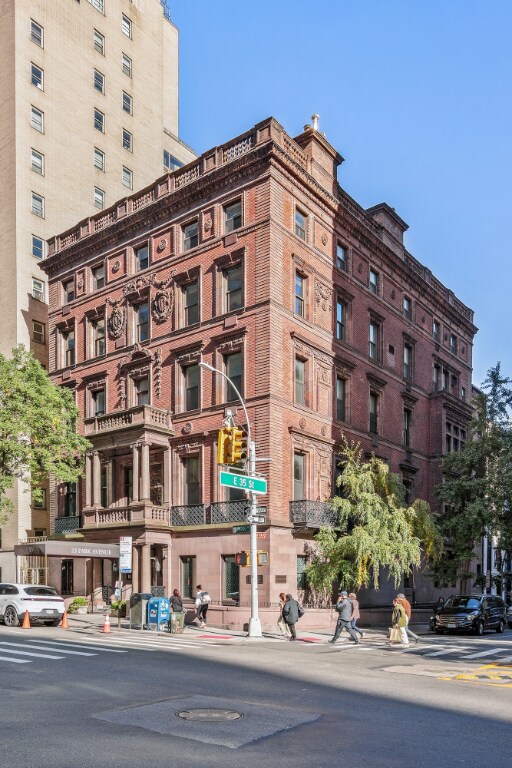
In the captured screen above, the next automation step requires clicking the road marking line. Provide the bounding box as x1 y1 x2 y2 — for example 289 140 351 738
23 640 127 653
460 647 504 659
0 642 95 656
0 648 64 659
424 647 469 657
64 636 215 651
0 655 31 664
495 655 512 664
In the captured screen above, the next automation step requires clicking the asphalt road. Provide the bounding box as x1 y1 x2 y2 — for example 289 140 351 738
1 624 511 768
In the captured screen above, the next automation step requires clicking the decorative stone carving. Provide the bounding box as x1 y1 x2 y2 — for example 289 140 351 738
315 281 332 312
106 298 126 340
203 212 213 232
321 425 327 436
112 260 121 274
182 422 193 435
217 336 245 353
153 348 162 398
157 239 167 252
391 289 396 299
299 418 306 430
151 289 172 323
321 233 328 246
123 273 155 297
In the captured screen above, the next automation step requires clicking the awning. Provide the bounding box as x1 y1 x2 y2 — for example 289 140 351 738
14 541 120 558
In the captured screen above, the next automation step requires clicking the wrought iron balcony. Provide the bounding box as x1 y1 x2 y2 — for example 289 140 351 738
54 516 80 535
170 504 206 526
209 501 267 525
290 500 339 529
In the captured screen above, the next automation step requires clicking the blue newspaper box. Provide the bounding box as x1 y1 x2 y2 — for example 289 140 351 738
147 596 170 631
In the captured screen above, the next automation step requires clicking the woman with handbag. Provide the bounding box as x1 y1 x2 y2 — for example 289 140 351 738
277 592 291 637
390 598 409 646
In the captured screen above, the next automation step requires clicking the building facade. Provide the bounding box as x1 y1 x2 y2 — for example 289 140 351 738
0 0 195 580
41 117 477 610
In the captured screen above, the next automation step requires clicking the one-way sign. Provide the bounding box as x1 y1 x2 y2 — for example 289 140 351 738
247 515 266 524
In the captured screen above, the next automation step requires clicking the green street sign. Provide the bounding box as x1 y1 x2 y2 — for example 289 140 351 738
232 525 251 533
220 471 267 495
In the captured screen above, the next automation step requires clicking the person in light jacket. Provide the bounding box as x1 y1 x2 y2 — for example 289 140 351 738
391 598 409 646
282 593 299 641
397 593 419 644
348 592 365 638
277 592 291 637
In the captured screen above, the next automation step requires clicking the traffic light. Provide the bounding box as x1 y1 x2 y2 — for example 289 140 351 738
228 428 248 465
235 551 250 567
217 428 232 465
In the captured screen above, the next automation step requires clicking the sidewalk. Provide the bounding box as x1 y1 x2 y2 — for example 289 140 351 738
67 611 432 642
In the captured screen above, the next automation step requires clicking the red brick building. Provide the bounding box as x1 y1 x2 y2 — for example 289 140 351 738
41 117 476 614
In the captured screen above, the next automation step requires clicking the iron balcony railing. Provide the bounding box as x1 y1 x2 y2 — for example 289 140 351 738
209 501 267 525
170 504 206 526
289 500 339 529
54 516 81 535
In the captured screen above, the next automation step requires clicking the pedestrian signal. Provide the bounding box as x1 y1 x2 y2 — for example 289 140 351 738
217 428 232 465
257 551 269 566
235 551 250 567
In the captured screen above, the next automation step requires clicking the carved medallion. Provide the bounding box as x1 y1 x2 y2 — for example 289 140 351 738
112 260 121 274
107 300 126 339
151 289 173 323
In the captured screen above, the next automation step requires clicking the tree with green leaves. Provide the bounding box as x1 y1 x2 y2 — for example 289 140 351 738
305 437 442 604
0 346 90 523
434 363 512 592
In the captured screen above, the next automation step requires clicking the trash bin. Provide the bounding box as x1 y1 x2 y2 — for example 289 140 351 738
169 611 185 634
129 593 153 629
147 596 170 632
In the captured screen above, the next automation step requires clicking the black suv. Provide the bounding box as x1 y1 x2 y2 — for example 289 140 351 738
434 594 507 635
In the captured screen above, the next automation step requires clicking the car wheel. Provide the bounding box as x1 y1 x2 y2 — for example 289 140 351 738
52 619 61 627
435 629 444 634
476 621 485 637
3 606 20 627
496 620 505 634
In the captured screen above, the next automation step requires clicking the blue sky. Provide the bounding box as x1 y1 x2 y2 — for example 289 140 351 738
171 1 510 386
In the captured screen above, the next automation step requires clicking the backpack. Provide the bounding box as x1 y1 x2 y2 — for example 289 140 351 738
201 591 212 605
297 603 305 619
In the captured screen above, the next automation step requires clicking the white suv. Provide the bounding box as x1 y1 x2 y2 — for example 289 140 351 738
0 584 65 627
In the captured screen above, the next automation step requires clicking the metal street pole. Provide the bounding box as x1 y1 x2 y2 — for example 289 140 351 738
198 362 262 638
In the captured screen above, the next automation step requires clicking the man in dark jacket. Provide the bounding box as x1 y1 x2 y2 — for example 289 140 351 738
329 591 360 644
282 593 299 641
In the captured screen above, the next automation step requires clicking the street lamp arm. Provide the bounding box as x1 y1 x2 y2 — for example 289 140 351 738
198 362 252 444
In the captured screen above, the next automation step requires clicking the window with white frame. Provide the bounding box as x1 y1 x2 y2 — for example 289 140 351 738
403 343 413 380
224 264 242 312
335 297 345 341
62 278 75 305
224 351 242 401
135 302 149 342
294 208 306 240
122 53 132 77
295 357 306 406
31 148 44 175
403 296 412 320
295 272 305 317
92 263 105 290
293 453 305 500
336 377 346 421
450 334 458 355
121 14 132 38
369 268 379 294
62 329 75 367
94 109 104 132
31 63 43 89
163 150 183 171
93 69 105 93
224 200 242 233
369 320 380 361
94 187 105 208
445 421 466 454
122 166 133 189
182 456 200 505
92 317 105 357
31 106 44 132
31 192 44 217
122 128 132 151
91 387 106 417
32 489 47 509
32 235 44 260
93 29 105 54
122 91 133 114
87 0 104 12
134 376 150 406
135 244 149 272
94 147 105 171
30 20 44 48
32 320 45 344
433 319 441 343
336 242 347 271
32 278 44 301
183 221 198 251
182 364 199 411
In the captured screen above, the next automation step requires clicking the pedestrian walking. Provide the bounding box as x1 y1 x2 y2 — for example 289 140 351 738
348 592 365 638
391 597 409 646
277 592 291 637
194 584 211 628
397 593 419 643
170 588 183 613
282 593 300 641
329 591 360 644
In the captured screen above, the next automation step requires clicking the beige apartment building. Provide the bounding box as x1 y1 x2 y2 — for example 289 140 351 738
0 0 195 581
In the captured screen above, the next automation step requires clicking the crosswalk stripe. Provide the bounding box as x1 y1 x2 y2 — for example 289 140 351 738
29 639 127 653
461 647 505 660
0 642 95 657
424 647 470 657
495 655 512 663
77 636 218 650
0 648 64 659
0 655 31 664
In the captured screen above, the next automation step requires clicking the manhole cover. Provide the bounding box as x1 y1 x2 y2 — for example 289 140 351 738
176 708 243 723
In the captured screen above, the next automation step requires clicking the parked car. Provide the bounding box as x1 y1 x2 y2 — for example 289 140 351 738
434 594 507 636
0 583 65 627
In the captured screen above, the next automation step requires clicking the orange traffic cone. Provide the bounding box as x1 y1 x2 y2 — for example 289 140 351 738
21 610 31 629
60 610 69 630
102 613 111 634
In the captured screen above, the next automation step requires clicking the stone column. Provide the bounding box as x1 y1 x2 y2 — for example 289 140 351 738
92 451 101 507
106 458 114 507
163 446 171 506
132 546 140 593
131 443 140 504
85 451 93 507
162 544 172 595
140 443 150 502
141 544 151 592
